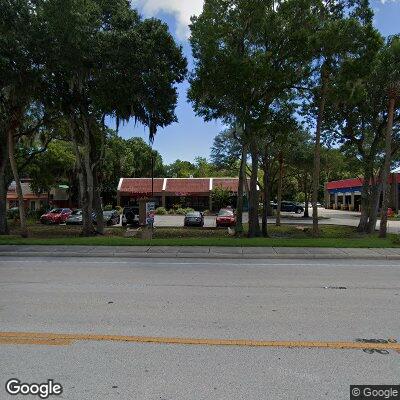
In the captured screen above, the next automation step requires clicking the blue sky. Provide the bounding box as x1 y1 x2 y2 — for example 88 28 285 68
116 0 400 165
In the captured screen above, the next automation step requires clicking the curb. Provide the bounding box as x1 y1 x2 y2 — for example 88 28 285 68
1 251 400 260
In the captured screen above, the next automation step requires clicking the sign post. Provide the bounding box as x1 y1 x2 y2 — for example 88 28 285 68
146 201 156 228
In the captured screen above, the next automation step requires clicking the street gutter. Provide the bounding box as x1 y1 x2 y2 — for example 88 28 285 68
2 246 400 260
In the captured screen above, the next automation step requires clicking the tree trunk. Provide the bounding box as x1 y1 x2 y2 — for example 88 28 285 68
366 179 381 234
8 129 28 237
276 151 284 227
303 174 309 218
0 136 9 235
93 170 104 235
379 97 396 238
312 65 329 237
235 142 246 236
357 185 370 233
261 144 269 237
248 141 261 238
68 116 95 236
82 116 95 236
357 160 374 233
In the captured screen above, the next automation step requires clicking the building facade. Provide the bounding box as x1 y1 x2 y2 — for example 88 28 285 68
117 177 247 211
325 173 400 212
6 179 71 211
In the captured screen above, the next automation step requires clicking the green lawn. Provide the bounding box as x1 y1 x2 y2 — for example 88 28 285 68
0 221 399 248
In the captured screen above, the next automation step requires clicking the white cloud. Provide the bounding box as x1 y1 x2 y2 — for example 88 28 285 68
131 0 204 40
380 0 400 3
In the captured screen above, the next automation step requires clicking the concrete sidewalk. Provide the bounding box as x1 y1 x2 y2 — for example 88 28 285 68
2 245 400 260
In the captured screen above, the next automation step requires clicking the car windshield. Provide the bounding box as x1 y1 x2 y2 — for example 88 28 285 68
218 209 233 216
50 209 62 213
186 212 200 217
103 211 113 216
71 210 82 216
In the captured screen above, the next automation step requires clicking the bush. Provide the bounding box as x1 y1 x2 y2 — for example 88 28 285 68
155 207 167 215
168 209 175 215
184 207 195 214
104 204 113 211
175 208 187 215
115 206 123 215
8 207 45 222
7 207 20 220
27 209 45 221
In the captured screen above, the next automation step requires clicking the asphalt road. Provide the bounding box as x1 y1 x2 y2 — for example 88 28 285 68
0 256 399 399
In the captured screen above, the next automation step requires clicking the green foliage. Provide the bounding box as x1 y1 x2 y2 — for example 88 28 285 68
103 205 113 211
165 160 196 178
101 132 165 203
173 207 195 215
155 207 167 215
115 206 123 215
6 208 20 220
175 208 187 215
26 140 76 195
39 0 186 131
211 128 241 174
211 185 232 210
189 0 312 128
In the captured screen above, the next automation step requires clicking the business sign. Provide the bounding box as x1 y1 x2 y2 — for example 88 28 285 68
146 202 156 226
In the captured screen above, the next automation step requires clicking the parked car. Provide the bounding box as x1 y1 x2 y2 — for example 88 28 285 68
65 209 83 225
122 206 139 226
216 208 236 227
98 210 120 226
40 208 72 224
184 211 204 227
273 201 304 214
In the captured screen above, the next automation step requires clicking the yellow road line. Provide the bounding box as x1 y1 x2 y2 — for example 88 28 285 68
0 337 73 346
0 332 399 350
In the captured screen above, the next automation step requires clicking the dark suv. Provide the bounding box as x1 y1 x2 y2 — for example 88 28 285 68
274 201 304 214
122 206 139 226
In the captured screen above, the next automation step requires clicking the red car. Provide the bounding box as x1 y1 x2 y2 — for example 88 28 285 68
216 208 236 227
40 208 72 225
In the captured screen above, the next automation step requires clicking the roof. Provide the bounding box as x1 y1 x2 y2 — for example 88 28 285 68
119 178 164 196
118 177 245 196
166 178 210 194
7 181 36 196
326 178 364 190
326 174 400 191
213 178 241 192
7 181 48 200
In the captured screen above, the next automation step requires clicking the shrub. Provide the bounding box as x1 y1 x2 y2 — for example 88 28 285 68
155 207 167 215
184 207 195 214
115 206 123 215
104 204 113 211
6 207 20 220
168 209 175 215
175 208 186 215
27 209 45 221
211 185 232 210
